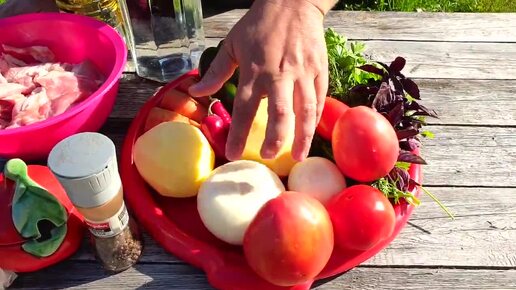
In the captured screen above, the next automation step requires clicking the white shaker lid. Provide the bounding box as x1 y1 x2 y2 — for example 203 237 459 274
48 132 121 208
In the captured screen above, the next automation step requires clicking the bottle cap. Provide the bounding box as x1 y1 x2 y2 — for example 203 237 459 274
48 132 121 209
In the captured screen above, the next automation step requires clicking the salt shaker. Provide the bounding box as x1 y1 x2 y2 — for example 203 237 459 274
48 132 143 273
122 0 206 83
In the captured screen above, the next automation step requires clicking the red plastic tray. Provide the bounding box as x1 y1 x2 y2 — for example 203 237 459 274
120 70 422 290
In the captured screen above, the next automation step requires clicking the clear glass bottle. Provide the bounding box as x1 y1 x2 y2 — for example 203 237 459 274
48 132 143 273
121 0 206 83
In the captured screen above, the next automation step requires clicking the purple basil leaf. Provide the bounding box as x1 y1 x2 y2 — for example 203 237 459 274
390 57 406 73
372 82 393 111
411 110 438 118
401 78 421 99
387 101 404 125
403 116 426 126
378 98 403 114
350 84 379 96
407 102 438 118
409 178 421 187
388 167 410 191
358 64 385 76
398 150 427 164
376 61 390 71
396 129 419 140
409 138 421 149
389 76 404 95
399 141 414 151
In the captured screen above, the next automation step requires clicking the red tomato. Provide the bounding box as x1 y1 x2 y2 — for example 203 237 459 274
243 191 334 287
332 106 399 182
326 185 395 251
316 97 349 141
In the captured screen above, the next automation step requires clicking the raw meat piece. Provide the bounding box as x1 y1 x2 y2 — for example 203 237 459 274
2 44 56 63
0 119 8 129
4 64 51 80
34 71 99 116
0 93 25 122
0 58 8 75
9 88 51 128
0 44 104 130
3 62 75 93
0 83 27 99
4 63 51 93
2 53 27 67
34 71 81 100
0 100 14 122
50 63 74 72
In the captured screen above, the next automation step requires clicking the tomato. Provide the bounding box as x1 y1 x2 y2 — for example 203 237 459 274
243 191 334 287
0 162 85 272
326 185 395 251
332 106 399 182
316 97 349 141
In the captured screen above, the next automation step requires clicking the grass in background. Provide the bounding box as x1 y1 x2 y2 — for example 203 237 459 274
335 0 516 12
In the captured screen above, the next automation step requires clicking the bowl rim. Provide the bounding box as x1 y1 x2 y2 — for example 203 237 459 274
0 12 127 135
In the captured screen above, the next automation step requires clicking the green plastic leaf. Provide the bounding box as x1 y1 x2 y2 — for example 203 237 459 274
4 159 68 258
22 225 66 257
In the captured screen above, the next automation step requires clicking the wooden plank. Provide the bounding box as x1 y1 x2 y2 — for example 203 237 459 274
416 79 516 126
362 41 516 80
203 10 516 43
10 261 516 290
10 261 211 290
102 125 516 187
368 214 516 267
420 126 516 187
112 76 516 126
125 42 516 81
202 37 516 80
69 180 516 267
316 268 516 290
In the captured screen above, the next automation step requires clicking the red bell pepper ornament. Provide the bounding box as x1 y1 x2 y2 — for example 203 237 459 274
0 159 85 273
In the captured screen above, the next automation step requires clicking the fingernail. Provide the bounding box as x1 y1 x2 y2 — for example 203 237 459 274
225 145 240 161
188 84 200 94
260 148 277 160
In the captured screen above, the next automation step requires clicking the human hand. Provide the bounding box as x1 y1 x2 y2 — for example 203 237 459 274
189 0 335 162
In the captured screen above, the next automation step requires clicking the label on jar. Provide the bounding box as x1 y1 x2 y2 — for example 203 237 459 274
84 202 129 238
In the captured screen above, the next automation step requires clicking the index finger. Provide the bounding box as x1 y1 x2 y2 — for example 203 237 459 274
225 78 262 161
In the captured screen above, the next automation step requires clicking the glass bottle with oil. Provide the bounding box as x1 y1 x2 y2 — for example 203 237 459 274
54 0 132 44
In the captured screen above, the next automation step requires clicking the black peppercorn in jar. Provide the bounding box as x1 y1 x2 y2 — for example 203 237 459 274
48 132 143 272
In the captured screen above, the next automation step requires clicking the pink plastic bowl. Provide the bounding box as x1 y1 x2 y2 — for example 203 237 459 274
0 12 127 161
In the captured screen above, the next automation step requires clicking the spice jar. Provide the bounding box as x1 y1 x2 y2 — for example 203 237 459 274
47 132 143 273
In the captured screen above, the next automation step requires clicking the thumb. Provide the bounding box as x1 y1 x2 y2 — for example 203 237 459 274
189 46 237 97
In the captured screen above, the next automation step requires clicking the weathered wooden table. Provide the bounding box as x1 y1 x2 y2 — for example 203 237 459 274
10 10 516 290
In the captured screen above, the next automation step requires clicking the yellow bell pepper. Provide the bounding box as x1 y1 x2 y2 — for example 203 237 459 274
241 99 298 177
